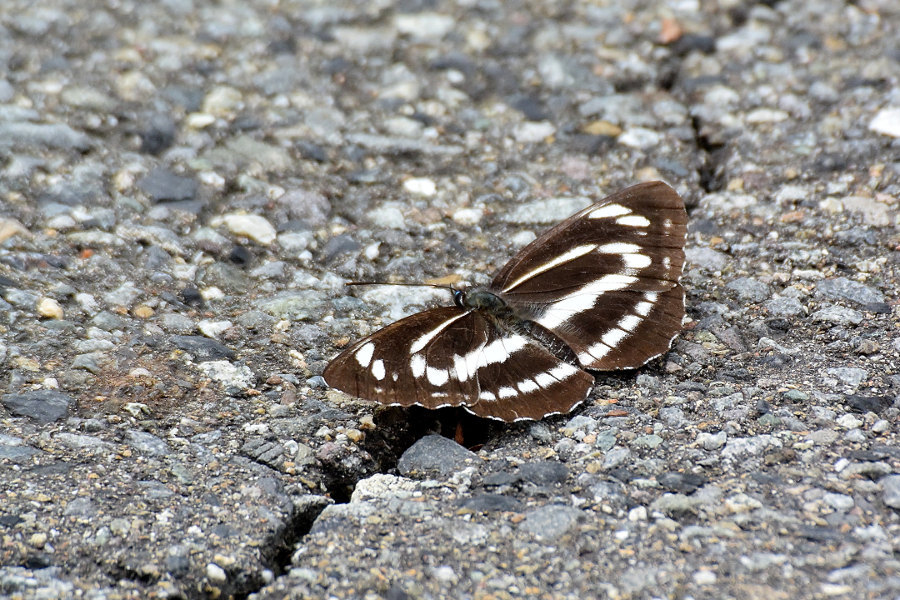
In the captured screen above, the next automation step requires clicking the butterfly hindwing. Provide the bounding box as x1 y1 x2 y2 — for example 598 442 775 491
322 306 594 421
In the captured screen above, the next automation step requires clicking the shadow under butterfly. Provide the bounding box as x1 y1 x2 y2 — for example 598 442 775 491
324 181 687 422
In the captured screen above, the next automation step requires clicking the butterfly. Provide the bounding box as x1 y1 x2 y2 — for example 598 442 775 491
323 181 687 422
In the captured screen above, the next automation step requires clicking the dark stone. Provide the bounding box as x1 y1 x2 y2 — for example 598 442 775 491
138 167 198 203
458 493 523 513
1 390 74 423
657 472 707 494
846 394 893 414
397 434 477 477
323 234 361 262
170 335 236 361
0 445 42 462
139 113 176 155
0 514 24 527
228 245 254 267
180 286 204 307
296 140 328 162
509 95 549 121
518 461 569 485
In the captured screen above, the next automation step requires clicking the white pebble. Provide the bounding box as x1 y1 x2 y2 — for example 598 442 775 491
618 127 661 149
198 319 232 339
452 207 483 226
403 177 436 196
869 107 900 138
217 214 277 245
369 204 407 229
206 563 227 583
514 121 556 143
36 297 64 319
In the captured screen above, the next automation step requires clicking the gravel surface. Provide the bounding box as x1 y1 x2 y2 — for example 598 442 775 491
2 0 900 598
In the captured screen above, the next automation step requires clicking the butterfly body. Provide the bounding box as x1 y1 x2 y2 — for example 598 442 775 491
323 181 687 422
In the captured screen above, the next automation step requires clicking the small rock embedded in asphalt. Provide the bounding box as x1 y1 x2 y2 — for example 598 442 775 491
397 434 477 477
138 167 199 202
458 493 524 513
170 335 236 361
1 390 74 423
881 475 900 509
816 277 885 307
519 505 583 539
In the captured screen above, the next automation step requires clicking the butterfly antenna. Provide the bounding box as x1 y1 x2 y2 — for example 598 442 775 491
345 280 459 294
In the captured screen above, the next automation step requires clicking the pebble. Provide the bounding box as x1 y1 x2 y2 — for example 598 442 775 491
198 360 255 390
368 203 408 229
198 319 233 339
868 107 900 138
725 277 771 303
36 296 64 319
171 335 236 361
452 207 483 226
138 167 198 203
685 247 728 272
397 435 477 477
810 304 863 325
519 505 582 540
1 390 73 423
765 296 805 317
514 121 556 143
618 127 661 149
824 367 867 389
881 475 900 509
216 214 277 245
816 277 885 307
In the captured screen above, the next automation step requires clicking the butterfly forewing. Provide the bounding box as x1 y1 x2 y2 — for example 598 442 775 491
490 181 686 371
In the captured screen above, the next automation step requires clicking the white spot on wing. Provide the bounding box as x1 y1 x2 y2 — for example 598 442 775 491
588 203 631 219
623 253 651 270
517 379 539 393
597 242 642 254
479 391 496 401
409 312 470 354
371 359 385 380
536 274 639 329
602 328 628 348
616 215 650 227
502 244 597 292
618 314 642 332
355 342 375 368
498 386 517 399
635 301 654 317
426 366 449 386
411 354 426 378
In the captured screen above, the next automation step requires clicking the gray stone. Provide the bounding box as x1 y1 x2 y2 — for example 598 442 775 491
138 167 198 202
765 296 804 317
397 435 477 477
810 304 863 326
825 367 868 388
685 247 728 272
519 505 582 539
126 430 171 456
726 277 771 303
0 121 91 151
170 335 236 361
816 277 885 307
881 475 900 509
1 390 73 423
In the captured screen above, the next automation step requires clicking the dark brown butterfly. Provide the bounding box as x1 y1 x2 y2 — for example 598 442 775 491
324 181 687 421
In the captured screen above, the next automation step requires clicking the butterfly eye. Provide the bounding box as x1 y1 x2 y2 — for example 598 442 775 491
452 289 465 308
